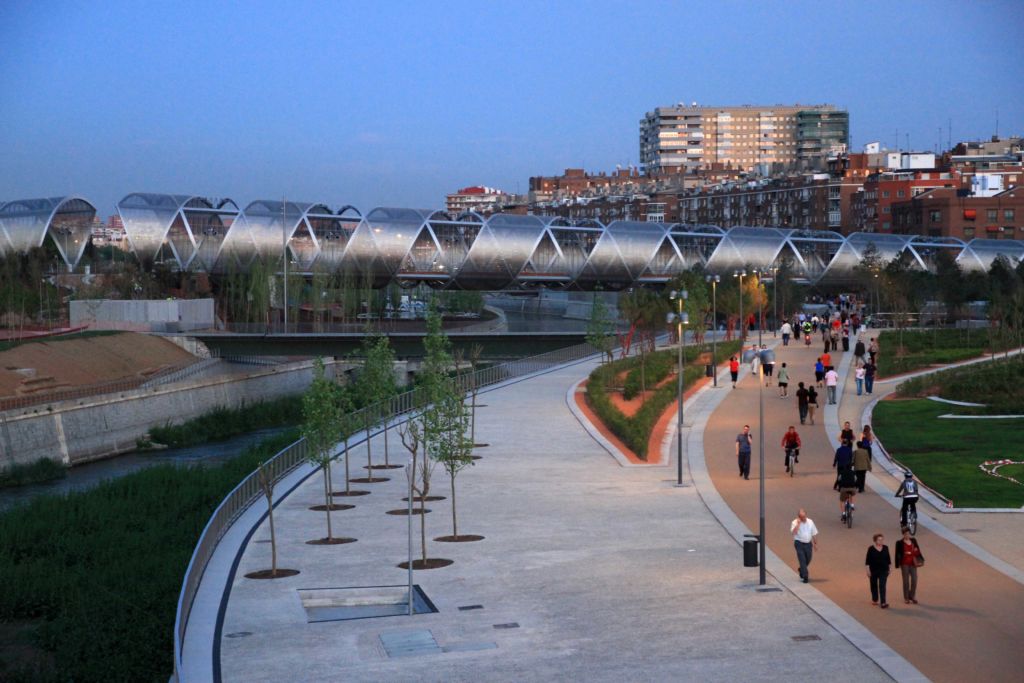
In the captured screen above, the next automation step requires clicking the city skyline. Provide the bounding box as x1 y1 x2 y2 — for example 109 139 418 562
1 0 1022 215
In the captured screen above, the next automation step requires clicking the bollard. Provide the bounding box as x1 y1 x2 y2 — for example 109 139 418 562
743 539 759 567
705 364 714 378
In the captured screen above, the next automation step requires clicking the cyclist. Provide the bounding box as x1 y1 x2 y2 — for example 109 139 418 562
802 320 813 345
781 425 802 472
837 466 858 522
895 471 920 528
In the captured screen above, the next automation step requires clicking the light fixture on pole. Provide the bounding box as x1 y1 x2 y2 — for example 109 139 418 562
669 289 689 488
742 345 774 586
772 266 779 338
705 274 720 387
734 270 747 341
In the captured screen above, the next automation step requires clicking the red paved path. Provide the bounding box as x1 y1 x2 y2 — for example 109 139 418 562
703 340 1024 683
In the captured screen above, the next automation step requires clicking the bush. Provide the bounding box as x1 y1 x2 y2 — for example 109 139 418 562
0 429 300 682
622 352 675 400
149 396 303 447
0 459 66 489
587 341 742 459
877 328 1012 377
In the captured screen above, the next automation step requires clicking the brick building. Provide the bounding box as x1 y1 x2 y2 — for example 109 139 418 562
445 186 509 215
889 187 1023 240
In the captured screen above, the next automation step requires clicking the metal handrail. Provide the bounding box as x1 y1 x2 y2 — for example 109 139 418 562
172 341 599 680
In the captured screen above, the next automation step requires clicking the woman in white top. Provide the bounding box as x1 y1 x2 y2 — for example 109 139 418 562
855 365 866 396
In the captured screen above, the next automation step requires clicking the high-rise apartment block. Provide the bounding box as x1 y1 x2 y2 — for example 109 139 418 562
640 103 849 174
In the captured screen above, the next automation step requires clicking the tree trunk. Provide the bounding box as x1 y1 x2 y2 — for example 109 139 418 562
383 422 390 466
365 412 373 470
343 437 351 493
470 391 477 443
268 500 277 576
450 471 458 538
420 485 428 563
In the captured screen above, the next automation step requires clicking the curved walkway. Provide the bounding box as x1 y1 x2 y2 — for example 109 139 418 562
209 358 887 682
702 337 1024 683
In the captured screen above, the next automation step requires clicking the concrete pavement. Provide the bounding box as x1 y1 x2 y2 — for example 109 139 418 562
214 359 889 682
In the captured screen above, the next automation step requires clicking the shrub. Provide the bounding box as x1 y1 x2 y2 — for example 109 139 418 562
149 396 303 447
0 429 300 682
622 352 675 400
0 459 66 489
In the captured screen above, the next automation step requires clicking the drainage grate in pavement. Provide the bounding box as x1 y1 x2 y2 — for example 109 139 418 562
957 528 980 533
791 635 821 642
458 604 484 611
224 631 252 639
380 629 442 658
493 622 519 629
298 585 437 623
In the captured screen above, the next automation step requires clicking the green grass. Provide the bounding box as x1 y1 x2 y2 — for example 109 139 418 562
0 428 300 682
586 341 742 460
0 330 123 353
0 459 66 489
876 328 1012 377
872 400 1024 508
896 356 1024 414
148 396 303 447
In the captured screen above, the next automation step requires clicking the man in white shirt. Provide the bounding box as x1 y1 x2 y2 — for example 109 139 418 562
824 368 839 405
791 508 819 583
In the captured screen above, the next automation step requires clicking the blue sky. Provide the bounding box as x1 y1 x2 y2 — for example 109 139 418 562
1 0 1022 217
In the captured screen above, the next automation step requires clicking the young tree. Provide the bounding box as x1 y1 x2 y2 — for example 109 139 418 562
398 419 440 566
256 461 280 575
586 292 617 363
467 343 484 444
302 358 354 543
354 331 400 470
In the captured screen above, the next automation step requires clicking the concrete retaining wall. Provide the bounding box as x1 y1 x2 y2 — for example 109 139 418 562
70 299 215 332
0 360 347 470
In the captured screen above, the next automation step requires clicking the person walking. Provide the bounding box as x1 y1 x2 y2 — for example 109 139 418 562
807 385 819 425
781 425 802 472
821 350 832 372
894 527 924 604
855 364 865 396
863 359 877 395
854 336 866 365
777 362 790 397
842 325 850 352
825 367 839 404
791 508 819 583
853 439 873 493
796 382 809 425
814 358 825 387
830 325 839 351
781 320 793 346
736 425 753 480
868 337 879 364
762 344 774 386
865 533 892 608
840 421 855 444
729 355 740 389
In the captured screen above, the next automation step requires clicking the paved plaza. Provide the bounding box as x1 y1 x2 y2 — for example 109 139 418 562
200 344 1024 682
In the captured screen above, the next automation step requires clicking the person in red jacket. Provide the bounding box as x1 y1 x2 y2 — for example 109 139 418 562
729 355 740 389
781 426 802 472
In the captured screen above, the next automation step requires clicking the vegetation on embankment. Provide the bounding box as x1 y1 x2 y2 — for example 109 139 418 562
876 328 1014 377
894 354 1024 414
0 330 123 353
0 429 300 682
0 458 66 489
148 396 304 448
586 340 742 460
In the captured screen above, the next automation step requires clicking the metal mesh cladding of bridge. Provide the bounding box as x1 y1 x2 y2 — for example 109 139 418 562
4 193 1024 288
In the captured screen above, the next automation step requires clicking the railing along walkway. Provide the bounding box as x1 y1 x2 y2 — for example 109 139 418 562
172 341 601 681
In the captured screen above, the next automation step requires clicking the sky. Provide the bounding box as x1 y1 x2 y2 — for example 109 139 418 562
1 0 1022 218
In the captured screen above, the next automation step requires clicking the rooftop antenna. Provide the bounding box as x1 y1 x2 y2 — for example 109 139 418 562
947 118 952 149
995 106 1000 138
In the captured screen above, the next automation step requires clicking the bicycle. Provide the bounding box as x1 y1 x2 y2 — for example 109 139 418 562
785 447 797 477
901 504 918 535
844 498 853 528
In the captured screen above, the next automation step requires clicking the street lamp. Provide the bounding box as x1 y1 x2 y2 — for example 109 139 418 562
768 266 779 337
705 274 720 387
742 344 774 586
752 269 764 348
669 289 689 487
734 270 747 341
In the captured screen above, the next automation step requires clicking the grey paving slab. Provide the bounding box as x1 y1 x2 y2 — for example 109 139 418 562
215 360 891 683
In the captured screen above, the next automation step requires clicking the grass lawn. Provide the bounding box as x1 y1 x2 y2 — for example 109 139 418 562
876 328 1002 377
872 399 1024 508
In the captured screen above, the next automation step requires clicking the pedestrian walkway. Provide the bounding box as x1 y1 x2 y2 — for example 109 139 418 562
703 336 1024 683
213 360 887 682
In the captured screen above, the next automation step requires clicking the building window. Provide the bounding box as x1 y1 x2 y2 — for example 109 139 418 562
882 222 891 230
1005 209 1015 221
897 190 905 198
930 210 941 223
882 191 889 198
882 206 890 214
987 209 998 221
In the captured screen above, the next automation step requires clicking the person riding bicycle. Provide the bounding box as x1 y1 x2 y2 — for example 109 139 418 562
895 471 920 527
781 426 802 472
837 466 858 522
802 320 813 345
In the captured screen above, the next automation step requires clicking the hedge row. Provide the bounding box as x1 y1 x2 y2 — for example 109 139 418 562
0 429 300 682
622 352 675 400
587 341 742 459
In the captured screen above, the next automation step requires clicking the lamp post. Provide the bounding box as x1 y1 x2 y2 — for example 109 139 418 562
705 274 720 387
771 266 778 337
742 345 773 586
734 270 747 341
669 290 689 487
752 269 763 348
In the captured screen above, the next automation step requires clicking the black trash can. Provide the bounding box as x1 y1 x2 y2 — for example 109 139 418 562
743 539 759 567
705 364 714 378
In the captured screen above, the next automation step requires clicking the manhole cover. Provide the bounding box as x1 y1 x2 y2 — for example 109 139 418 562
791 635 821 642
297 585 437 623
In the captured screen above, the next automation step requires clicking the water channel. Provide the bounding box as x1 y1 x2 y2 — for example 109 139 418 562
0 427 287 512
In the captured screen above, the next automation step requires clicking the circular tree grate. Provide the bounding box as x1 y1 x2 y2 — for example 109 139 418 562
244 568 300 580
366 464 404 470
331 490 371 497
309 503 355 512
386 508 431 515
434 534 485 543
402 495 446 502
306 537 357 545
350 477 390 484
397 558 453 570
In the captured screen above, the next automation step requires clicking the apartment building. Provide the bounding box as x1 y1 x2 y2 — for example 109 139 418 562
445 186 509 215
889 186 1023 240
640 103 848 174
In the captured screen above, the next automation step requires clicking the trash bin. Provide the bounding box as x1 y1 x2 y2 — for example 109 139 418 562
705 364 714 377
743 539 759 567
